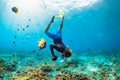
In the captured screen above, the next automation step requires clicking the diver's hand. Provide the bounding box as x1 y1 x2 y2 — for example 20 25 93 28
62 54 67 62
52 55 58 61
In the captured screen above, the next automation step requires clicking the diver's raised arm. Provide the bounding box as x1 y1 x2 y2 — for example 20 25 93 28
58 16 64 31
44 16 55 32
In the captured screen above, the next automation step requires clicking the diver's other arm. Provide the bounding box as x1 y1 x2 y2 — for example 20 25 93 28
58 16 64 31
44 16 55 32
61 53 67 62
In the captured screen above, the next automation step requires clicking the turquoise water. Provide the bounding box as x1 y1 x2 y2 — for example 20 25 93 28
0 0 120 80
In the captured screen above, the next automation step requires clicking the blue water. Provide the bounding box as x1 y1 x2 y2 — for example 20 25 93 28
0 0 120 79
0 0 120 52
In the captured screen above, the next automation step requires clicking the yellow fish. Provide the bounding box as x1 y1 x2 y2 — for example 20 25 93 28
38 38 46 50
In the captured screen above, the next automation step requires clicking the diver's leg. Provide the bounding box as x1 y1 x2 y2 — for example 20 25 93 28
58 16 64 31
44 16 55 32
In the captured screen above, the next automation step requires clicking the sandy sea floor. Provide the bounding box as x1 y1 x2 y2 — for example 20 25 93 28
0 49 120 80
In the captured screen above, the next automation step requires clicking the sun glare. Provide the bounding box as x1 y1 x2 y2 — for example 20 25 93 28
3 0 99 31
8 0 44 16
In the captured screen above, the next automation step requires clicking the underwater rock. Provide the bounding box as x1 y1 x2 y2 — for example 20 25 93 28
2 74 9 80
115 76 120 80
0 58 5 67
11 67 50 80
100 76 109 80
0 67 6 80
54 74 71 80
0 67 6 73
0 74 4 80
89 60 96 64
60 69 69 74
54 73 91 80
41 65 52 72
24 60 34 66
55 65 61 71
60 60 79 69
9 77 29 80
61 63 69 68
72 74 91 80
5 60 18 71
12 7 18 13
100 72 111 80
67 60 79 68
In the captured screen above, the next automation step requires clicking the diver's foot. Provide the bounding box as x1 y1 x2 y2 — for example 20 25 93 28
52 55 57 61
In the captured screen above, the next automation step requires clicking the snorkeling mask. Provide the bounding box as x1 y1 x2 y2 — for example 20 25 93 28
64 47 72 57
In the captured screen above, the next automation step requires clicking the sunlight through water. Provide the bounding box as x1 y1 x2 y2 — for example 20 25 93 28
1 0 100 31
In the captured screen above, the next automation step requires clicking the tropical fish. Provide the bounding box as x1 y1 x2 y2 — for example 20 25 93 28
38 38 46 50
12 7 18 13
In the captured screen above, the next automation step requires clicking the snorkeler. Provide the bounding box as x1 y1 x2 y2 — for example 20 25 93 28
44 14 72 61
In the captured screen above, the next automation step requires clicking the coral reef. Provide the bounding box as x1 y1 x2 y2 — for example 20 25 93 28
39 62 56 72
115 76 120 80
67 60 79 68
0 58 5 67
5 60 18 71
41 65 52 72
0 72 4 80
54 70 92 80
24 60 34 66
9 67 50 80
0 58 6 80
60 59 79 69
0 49 120 80
54 72 91 80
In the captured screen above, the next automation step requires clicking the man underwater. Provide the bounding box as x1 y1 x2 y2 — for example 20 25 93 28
44 13 72 61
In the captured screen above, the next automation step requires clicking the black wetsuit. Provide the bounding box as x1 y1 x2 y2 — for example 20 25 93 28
45 30 66 56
